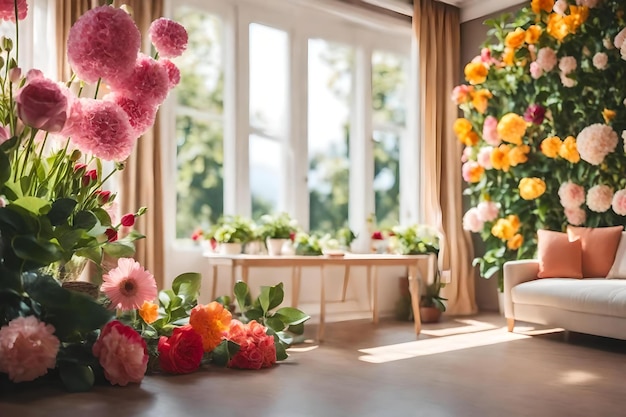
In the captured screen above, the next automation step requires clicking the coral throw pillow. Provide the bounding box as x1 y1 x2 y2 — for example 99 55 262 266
606 232 626 279
566 225 623 278
537 230 583 279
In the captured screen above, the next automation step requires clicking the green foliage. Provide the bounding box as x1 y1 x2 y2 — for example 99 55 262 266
389 224 439 255
257 212 299 239
212 215 255 243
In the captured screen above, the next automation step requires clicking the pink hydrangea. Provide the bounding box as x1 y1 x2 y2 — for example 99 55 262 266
15 76 70 133
69 98 136 161
0 316 60 383
160 59 181 89
537 47 557 72
576 123 618 165
530 61 543 79
559 56 577 75
612 189 626 216
108 54 170 107
586 185 613 213
67 6 141 84
104 92 157 137
462 208 484 233
565 207 586 226
592 52 608 70
148 17 188 58
559 182 586 209
92 320 148 386
482 115 500 146
476 201 499 222
477 146 493 169
0 0 27 21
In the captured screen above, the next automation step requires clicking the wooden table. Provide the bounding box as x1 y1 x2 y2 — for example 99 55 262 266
205 253 436 341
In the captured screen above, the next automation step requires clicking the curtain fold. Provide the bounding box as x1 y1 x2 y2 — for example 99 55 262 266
414 0 477 315
56 1 165 288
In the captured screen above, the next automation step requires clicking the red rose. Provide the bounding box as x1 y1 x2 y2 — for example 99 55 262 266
121 213 135 227
371 231 383 240
157 325 204 374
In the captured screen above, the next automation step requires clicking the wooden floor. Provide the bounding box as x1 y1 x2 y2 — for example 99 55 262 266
1 314 625 417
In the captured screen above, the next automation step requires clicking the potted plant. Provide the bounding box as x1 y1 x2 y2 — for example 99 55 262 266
257 212 299 256
213 215 255 255
336 226 357 252
419 269 447 323
389 224 439 255
293 232 324 256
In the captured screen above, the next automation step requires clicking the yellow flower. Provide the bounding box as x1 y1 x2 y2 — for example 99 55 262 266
507 233 524 250
519 177 546 200
547 13 569 42
603 108 616 123
464 61 488 84
505 28 526 49
491 216 518 241
564 6 588 34
532 0 554 14
470 89 492 114
559 136 580 163
541 136 562 158
497 113 527 145
509 144 530 166
491 144 511 172
502 47 515 66
525 25 542 44
139 301 158 324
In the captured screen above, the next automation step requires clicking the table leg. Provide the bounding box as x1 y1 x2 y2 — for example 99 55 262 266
318 264 326 342
366 265 373 310
408 264 422 336
341 266 350 302
292 266 301 308
242 265 249 286
211 265 218 301
372 266 379 324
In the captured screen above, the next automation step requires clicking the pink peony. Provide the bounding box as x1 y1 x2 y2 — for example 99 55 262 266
0 0 27 21
67 6 141 84
101 258 157 311
593 52 608 70
613 190 626 215
559 56 577 75
614 28 626 50
108 54 170 107
482 115 500 146
462 208 484 233
0 316 60 383
560 72 576 88
476 201 499 222
559 182 586 209
148 18 188 59
160 59 181 89
15 76 69 133
69 98 136 161
477 146 493 169
536 47 557 72
530 61 543 79
553 0 568 14
586 185 613 213
92 320 148 386
576 123 618 165
565 207 586 226
104 92 157 137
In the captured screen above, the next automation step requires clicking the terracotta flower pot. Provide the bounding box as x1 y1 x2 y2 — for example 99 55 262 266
419 306 442 323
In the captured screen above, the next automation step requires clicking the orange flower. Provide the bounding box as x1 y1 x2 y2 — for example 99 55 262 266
507 214 521 233
519 177 546 200
509 144 530 166
502 47 515 66
190 301 232 352
559 136 580 163
563 6 588 34
507 234 524 250
525 25 542 44
547 13 570 42
139 301 158 324
470 89 492 114
532 0 554 14
541 136 562 158
454 118 479 146
603 108 616 123
491 144 511 172
491 216 519 241
505 28 526 49
497 113 527 145
464 62 488 84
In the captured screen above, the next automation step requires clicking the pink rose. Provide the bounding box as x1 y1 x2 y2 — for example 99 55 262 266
477 146 493 169
565 207 586 226
586 185 613 213
158 325 204 374
530 61 543 79
226 320 276 370
593 52 608 70
477 201 499 222
558 182 585 209
612 189 626 216
482 115 499 146
537 47 557 72
15 76 69 133
559 56 577 75
462 208 484 233
92 320 148 386
461 146 472 163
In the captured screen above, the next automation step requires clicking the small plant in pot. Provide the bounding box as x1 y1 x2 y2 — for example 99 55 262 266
419 269 447 323
213 215 255 254
258 212 299 255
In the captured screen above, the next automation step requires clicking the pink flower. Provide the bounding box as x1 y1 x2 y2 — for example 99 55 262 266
530 61 543 79
450 84 473 104
0 316 59 383
226 320 276 369
586 185 613 213
92 321 148 386
558 181 586 209
108 54 170 107
477 201 499 222
480 47 494 64
0 0 27 21
523 104 546 124
101 258 157 311
67 6 141 84
559 56 577 75
593 52 608 70
560 72 576 88
9 67 21 83
69 98 136 162
461 146 472 163
614 28 626 50
0 124 10 145
536 47 557 72
15 76 69 133
477 146 493 169
565 207 586 226
120 213 135 227
612 189 626 215
553 0 568 15
104 92 157 137
148 17 188 58
576 123 618 165
576 0 599 8
160 59 181 89
482 115 499 146
462 208 484 233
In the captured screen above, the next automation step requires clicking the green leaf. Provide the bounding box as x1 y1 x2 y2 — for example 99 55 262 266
13 235 63 265
172 272 201 300
211 340 240 367
102 240 136 258
265 315 286 333
259 286 271 313
73 210 97 230
59 363 95 393
287 322 305 335
48 198 78 226
234 281 250 311
0 150 9 185
12 196 49 215
159 289 175 310
275 307 310 326
267 283 284 311
243 307 264 322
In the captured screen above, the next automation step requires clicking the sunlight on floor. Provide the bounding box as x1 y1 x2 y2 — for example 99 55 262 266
558 370 600 385
419 319 499 337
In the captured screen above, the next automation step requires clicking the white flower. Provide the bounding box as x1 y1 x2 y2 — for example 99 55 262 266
576 123 618 165
559 56 577 74
476 201 499 222
553 0 568 15
565 207 586 226
559 182 586 209
592 52 608 70
614 27 626 50
586 185 613 213
477 146 493 169
462 208 484 233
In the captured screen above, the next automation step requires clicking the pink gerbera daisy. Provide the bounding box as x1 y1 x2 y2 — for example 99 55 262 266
101 258 157 311
149 17 188 58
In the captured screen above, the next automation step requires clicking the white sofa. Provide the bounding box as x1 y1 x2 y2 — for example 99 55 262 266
503 260 626 340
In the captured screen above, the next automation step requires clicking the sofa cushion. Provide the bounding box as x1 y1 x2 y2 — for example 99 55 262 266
536 230 582 279
567 225 623 278
607 232 626 279
512 278 626 318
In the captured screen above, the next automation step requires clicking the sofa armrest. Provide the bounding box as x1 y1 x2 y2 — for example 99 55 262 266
503 260 539 319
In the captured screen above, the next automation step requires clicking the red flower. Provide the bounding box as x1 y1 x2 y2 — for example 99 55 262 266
105 228 118 242
226 320 276 370
73 163 87 174
191 228 203 241
157 325 204 374
121 213 135 227
94 190 112 204
371 231 384 240
82 169 98 186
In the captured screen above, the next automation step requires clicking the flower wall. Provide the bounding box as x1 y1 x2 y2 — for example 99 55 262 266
456 0 626 286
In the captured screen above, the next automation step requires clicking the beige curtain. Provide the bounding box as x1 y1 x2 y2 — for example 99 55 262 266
56 1 165 288
414 0 477 315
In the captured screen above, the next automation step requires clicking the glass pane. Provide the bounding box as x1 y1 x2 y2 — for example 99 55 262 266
373 130 399 228
175 115 224 239
372 50 409 127
307 39 353 233
249 23 288 137
250 134 281 219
